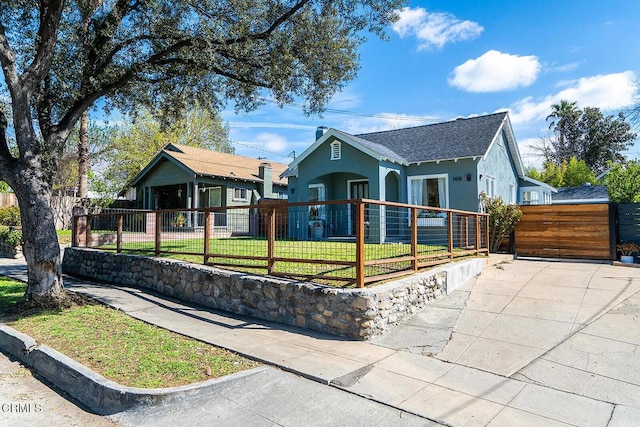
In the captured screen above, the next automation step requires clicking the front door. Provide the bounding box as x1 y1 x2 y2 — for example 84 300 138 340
349 180 369 235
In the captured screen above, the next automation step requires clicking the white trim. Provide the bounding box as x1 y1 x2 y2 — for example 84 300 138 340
407 173 449 208
552 198 609 204
330 140 341 160
288 129 407 170
232 187 248 201
347 179 369 235
308 183 326 201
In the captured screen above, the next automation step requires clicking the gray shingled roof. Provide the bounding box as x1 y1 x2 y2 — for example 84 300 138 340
354 112 508 163
553 185 608 201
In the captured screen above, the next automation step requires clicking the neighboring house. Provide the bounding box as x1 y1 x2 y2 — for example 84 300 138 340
130 144 289 215
552 184 609 204
283 112 555 241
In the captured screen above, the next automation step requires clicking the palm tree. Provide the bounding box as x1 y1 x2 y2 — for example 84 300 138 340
546 100 580 163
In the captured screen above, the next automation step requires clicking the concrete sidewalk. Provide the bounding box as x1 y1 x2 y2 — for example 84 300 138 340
2 256 640 426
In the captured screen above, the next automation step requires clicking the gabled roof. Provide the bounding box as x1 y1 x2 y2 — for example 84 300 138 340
355 112 509 163
287 112 535 183
131 143 288 187
552 184 608 203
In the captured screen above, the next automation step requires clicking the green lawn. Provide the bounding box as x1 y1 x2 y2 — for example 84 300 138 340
1 276 260 388
94 236 450 286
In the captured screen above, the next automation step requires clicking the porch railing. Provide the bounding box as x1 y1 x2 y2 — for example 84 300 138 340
72 199 489 288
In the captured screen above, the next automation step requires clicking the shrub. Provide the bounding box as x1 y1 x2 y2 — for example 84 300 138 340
0 226 22 250
0 206 21 227
480 192 522 253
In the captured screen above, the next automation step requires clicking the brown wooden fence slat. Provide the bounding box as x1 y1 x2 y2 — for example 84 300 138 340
515 203 611 260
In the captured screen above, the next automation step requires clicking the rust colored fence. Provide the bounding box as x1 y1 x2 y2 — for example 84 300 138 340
72 199 489 288
514 203 611 260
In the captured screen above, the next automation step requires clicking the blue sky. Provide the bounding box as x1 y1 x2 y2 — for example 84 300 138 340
222 0 640 169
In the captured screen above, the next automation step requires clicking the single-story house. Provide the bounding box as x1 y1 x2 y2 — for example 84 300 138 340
282 112 555 241
552 184 609 204
129 144 288 230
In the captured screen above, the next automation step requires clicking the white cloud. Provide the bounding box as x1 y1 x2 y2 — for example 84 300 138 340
449 50 541 92
253 133 288 153
328 88 362 110
228 121 316 130
340 113 441 135
392 7 483 49
517 137 548 169
548 62 580 73
508 71 637 126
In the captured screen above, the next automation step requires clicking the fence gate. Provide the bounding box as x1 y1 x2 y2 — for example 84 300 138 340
514 204 612 260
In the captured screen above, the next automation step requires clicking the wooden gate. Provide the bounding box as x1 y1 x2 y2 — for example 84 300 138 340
514 204 612 260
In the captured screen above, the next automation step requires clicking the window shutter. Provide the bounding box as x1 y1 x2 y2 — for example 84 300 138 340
330 141 341 160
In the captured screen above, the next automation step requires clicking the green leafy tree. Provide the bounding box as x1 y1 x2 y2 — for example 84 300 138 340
606 161 640 203
527 157 596 188
544 101 635 174
546 100 580 162
563 157 596 187
480 192 522 253
95 107 234 193
0 181 9 192
0 0 404 304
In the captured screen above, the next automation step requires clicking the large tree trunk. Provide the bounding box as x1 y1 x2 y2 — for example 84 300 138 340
78 110 89 203
14 172 65 302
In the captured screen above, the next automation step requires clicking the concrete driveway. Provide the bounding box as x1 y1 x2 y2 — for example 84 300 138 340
435 260 640 377
3 256 640 426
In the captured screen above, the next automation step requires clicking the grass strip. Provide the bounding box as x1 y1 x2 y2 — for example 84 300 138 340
1 276 260 388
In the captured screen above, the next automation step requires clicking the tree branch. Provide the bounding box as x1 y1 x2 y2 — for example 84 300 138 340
0 110 16 181
220 0 311 45
20 0 65 92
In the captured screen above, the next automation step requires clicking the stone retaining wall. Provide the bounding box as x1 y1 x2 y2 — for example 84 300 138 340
62 248 483 339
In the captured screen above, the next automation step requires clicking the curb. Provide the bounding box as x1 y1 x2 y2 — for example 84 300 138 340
0 323 269 415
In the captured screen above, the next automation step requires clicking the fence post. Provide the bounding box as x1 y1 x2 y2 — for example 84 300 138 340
204 210 211 264
155 211 161 257
485 214 490 255
71 206 87 247
85 214 92 248
356 201 365 288
475 213 480 256
116 214 123 253
267 207 275 275
448 211 454 261
411 207 418 271
608 203 618 261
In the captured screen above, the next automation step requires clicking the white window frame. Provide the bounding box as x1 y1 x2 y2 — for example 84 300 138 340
509 183 516 204
330 140 341 160
232 187 248 201
543 191 552 205
407 174 449 208
485 175 496 198
308 183 326 220
521 189 540 205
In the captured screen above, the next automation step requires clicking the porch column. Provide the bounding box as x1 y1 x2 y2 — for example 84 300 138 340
186 182 192 227
193 181 200 227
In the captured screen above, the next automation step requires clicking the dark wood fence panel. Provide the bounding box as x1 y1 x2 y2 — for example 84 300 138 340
515 204 611 260
618 203 640 245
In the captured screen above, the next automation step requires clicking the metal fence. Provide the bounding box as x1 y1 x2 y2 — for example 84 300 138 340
72 199 489 287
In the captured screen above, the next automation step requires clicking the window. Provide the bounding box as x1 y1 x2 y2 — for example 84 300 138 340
308 183 326 218
308 184 325 202
330 141 341 160
408 175 448 208
509 184 516 204
543 191 552 204
522 190 539 205
233 187 248 201
485 175 496 198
